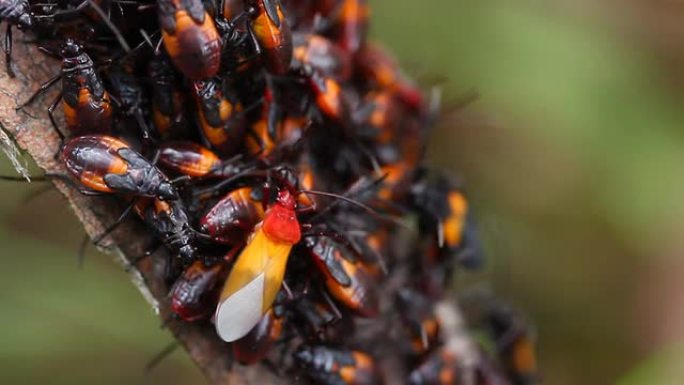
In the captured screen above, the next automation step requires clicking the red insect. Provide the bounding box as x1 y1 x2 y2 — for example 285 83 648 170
212 167 370 341
214 186 301 342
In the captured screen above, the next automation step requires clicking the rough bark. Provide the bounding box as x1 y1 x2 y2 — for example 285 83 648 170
0 31 482 384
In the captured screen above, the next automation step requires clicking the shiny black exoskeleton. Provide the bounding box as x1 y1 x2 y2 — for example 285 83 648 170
294 345 382 385
106 67 153 141
135 197 198 264
0 0 32 76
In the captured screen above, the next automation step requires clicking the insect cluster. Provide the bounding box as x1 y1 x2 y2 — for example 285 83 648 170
2 0 540 383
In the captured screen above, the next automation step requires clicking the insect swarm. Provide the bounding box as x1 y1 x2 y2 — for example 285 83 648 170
0 0 540 384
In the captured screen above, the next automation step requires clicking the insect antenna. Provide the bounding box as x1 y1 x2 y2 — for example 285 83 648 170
85 0 131 52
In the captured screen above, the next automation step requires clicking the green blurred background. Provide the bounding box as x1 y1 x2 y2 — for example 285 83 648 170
2 0 684 383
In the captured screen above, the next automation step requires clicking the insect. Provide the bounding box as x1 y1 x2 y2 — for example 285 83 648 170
59 134 178 200
18 39 114 136
1 0 125 78
243 83 308 160
106 66 153 141
294 345 382 385
232 297 285 364
157 0 221 80
348 223 388 278
245 0 293 75
410 171 469 255
484 302 538 385
213 0 259 74
133 197 198 265
291 292 347 340
292 32 351 81
158 141 245 178
327 0 369 54
212 167 374 341
169 258 230 321
374 162 412 203
410 171 484 282
148 55 189 139
245 114 307 159
395 288 440 356
0 0 32 77
305 67 351 123
213 183 301 342
408 348 460 385
355 43 423 110
304 236 379 317
193 77 247 155
199 186 265 244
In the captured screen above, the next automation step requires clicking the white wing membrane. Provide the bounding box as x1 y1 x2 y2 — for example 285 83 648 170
215 272 266 342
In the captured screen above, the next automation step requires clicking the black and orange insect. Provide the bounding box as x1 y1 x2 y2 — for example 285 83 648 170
373 162 412 203
18 39 114 136
199 186 265 244
170 258 230 321
292 32 351 81
408 348 461 385
328 0 369 54
350 223 389 278
193 77 246 155
148 54 189 139
214 0 258 74
106 66 153 141
133 196 199 264
158 0 221 80
305 67 351 123
410 171 470 258
355 43 423 110
59 39 113 135
396 288 440 357
244 84 309 160
245 0 292 75
59 135 178 200
245 114 308 159
158 140 246 178
291 292 347 339
294 345 382 385
304 236 379 317
484 302 539 385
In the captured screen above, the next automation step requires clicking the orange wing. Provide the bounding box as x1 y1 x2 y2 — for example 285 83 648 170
214 226 292 342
